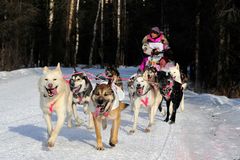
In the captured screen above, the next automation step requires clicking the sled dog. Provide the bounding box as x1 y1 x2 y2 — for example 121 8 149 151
38 63 73 147
168 63 185 112
129 75 163 133
69 71 94 128
105 66 123 90
143 66 158 83
89 82 127 150
157 70 183 124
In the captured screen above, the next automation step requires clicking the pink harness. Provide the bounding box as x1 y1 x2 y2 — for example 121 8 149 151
49 101 56 113
141 97 149 107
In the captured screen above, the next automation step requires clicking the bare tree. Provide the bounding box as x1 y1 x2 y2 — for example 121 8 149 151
195 0 201 91
48 0 54 65
89 0 101 66
65 0 75 66
98 0 104 66
115 0 121 65
74 0 80 66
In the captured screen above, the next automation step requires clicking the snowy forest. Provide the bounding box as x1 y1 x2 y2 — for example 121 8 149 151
0 0 240 97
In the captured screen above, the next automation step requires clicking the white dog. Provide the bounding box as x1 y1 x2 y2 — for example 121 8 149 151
38 63 73 147
129 76 163 133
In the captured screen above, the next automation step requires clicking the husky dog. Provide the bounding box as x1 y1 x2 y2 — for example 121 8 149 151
105 66 123 90
38 63 73 147
129 76 163 133
69 71 94 128
127 73 138 111
143 66 158 82
89 82 127 150
157 70 183 124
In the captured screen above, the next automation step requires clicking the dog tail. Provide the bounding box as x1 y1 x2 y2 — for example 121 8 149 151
119 102 129 111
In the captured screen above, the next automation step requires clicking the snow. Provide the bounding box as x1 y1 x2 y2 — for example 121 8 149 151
0 66 240 160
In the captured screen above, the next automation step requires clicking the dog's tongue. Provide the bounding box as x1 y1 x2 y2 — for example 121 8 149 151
137 88 143 95
94 107 101 117
73 86 80 93
51 88 58 96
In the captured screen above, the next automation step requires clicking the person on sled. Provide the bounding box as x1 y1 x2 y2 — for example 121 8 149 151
139 26 172 72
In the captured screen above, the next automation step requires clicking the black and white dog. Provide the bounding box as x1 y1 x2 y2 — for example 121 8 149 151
157 71 183 124
70 70 94 128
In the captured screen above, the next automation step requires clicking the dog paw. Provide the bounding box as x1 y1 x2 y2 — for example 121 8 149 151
75 119 83 126
160 109 166 116
109 142 116 147
164 118 169 122
47 140 55 147
67 122 72 128
96 145 104 151
129 129 135 134
144 128 150 133
169 120 175 124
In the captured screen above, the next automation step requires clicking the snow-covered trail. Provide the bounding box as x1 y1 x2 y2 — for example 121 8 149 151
0 67 239 160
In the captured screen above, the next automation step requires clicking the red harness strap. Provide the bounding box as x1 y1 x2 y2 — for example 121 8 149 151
49 101 56 113
141 97 149 107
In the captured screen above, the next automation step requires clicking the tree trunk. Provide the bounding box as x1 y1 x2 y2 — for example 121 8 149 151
89 0 101 66
74 0 80 66
195 11 200 91
48 0 54 65
115 0 121 65
217 24 225 87
99 0 104 66
65 0 75 66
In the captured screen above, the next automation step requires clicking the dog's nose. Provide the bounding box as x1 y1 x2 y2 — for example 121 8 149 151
97 98 104 105
48 83 53 88
137 84 141 88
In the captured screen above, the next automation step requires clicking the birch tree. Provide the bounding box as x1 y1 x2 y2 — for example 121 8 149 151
48 0 54 65
65 0 75 66
115 0 121 65
99 0 104 66
74 0 80 66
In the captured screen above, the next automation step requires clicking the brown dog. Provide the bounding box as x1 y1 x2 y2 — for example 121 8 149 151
90 82 127 150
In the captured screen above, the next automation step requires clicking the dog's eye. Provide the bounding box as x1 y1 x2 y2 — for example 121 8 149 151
45 78 48 81
53 78 57 81
95 92 100 96
76 78 81 81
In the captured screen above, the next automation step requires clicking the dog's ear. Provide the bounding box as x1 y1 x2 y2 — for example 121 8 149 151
43 66 49 74
82 72 87 77
56 62 62 74
176 63 180 70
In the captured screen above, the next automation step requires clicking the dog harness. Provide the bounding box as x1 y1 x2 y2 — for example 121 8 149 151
49 101 56 113
140 97 149 107
161 79 174 100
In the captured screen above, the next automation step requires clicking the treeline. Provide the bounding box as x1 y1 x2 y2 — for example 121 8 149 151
0 0 239 97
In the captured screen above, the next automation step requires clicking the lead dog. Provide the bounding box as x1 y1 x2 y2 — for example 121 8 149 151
38 63 73 147
89 82 127 150
129 75 163 133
